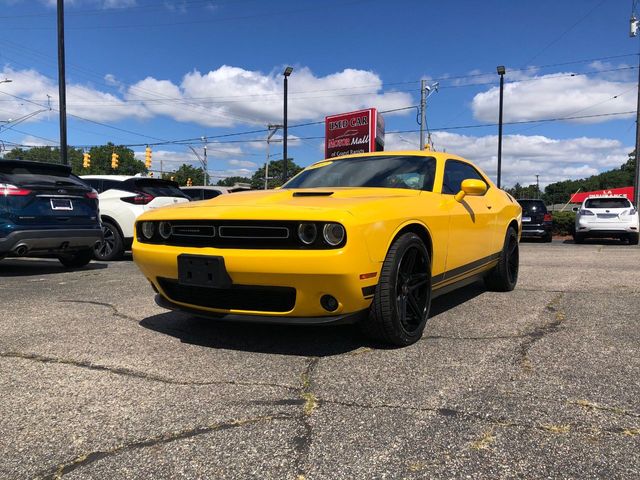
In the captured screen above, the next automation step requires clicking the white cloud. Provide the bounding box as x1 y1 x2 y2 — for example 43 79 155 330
228 159 257 168
385 131 631 188
1 65 413 129
471 70 635 123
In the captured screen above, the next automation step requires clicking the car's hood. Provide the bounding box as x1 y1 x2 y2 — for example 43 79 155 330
137 187 422 221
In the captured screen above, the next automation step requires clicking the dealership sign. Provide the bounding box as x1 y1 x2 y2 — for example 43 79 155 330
325 108 385 158
570 186 635 203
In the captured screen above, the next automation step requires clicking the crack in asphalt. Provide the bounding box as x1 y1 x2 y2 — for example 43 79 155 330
293 357 319 478
317 398 637 438
58 300 139 322
0 351 297 391
516 293 565 371
35 414 293 480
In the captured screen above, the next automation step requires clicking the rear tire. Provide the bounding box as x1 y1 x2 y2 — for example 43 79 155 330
543 232 552 243
58 248 93 268
628 233 639 245
94 221 124 261
573 232 585 244
360 233 432 347
484 226 519 292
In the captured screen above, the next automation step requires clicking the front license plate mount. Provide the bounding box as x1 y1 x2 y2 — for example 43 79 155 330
177 254 232 288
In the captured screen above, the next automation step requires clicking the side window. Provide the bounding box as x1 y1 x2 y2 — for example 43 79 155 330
203 190 221 199
442 160 485 195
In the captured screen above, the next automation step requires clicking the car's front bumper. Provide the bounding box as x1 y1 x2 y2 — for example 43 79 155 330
0 227 103 256
133 240 381 319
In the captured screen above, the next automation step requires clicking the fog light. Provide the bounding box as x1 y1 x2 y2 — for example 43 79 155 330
159 221 172 239
141 221 155 239
320 294 339 312
298 223 317 245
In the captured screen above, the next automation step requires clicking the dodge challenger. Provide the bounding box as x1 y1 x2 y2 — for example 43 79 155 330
133 151 522 346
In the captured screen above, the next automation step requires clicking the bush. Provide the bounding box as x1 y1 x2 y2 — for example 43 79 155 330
551 211 576 235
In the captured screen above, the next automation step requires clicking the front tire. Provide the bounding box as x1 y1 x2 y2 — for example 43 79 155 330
628 233 639 245
361 233 432 347
58 248 93 268
94 221 124 261
573 232 585 244
485 226 519 292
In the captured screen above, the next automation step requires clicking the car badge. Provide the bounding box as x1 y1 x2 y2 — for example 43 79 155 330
58 189 67 194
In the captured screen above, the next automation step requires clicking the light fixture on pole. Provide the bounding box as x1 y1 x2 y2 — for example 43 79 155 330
496 65 506 189
282 66 293 184
0 79 12 84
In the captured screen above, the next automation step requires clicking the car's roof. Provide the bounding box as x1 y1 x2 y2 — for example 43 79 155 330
311 149 466 166
80 175 135 181
0 159 72 172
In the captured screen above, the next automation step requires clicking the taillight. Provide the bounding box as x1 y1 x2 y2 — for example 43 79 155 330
0 183 31 196
543 213 552 222
121 192 154 205
85 190 99 199
579 209 595 216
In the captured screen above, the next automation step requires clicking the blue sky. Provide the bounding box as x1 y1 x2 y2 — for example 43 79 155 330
0 0 638 187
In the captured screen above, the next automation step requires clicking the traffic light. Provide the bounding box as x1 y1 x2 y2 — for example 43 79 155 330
170 176 175 181
186 177 192 187
145 146 152 169
82 152 91 169
111 152 119 169
149 172 153 177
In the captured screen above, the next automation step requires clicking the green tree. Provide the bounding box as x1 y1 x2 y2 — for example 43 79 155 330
162 164 204 186
251 158 303 189
3 146 83 170
217 176 251 187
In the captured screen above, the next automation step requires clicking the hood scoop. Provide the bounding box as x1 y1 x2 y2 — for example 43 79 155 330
292 191 334 197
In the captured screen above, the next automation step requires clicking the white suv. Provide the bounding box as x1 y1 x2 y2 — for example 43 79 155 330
574 196 639 245
81 175 190 260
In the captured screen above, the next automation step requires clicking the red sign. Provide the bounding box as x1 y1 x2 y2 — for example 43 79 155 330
570 186 635 203
325 108 384 158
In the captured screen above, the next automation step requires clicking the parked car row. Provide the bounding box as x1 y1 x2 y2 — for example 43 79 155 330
0 160 251 264
516 196 639 245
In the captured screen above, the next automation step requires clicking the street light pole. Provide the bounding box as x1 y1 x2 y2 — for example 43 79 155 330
282 66 293 184
57 0 68 165
201 136 208 186
630 13 640 209
496 66 506 189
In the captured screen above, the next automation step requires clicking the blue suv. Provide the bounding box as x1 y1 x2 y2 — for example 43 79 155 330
0 160 103 267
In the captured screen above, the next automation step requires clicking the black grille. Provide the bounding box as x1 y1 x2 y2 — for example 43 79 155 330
158 278 296 312
137 220 345 249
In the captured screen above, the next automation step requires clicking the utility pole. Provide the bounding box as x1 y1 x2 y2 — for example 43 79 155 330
632 11 640 209
56 0 68 165
497 66 506 189
418 81 439 150
201 136 208 186
265 124 282 189
536 174 540 199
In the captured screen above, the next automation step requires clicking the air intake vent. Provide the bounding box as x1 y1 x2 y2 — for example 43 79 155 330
292 191 334 197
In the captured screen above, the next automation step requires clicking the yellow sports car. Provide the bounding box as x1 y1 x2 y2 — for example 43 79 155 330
133 151 521 346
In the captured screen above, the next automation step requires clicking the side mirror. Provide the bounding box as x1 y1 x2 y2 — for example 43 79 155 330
454 179 487 203
572 206 579 212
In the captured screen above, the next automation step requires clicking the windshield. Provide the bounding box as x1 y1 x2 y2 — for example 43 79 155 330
584 198 631 209
517 200 547 214
284 155 437 191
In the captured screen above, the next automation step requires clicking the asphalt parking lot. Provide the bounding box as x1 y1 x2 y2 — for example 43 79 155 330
1 240 639 479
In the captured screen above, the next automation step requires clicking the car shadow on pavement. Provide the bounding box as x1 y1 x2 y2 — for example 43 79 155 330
561 238 628 245
139 282 488 357
0 258 108 277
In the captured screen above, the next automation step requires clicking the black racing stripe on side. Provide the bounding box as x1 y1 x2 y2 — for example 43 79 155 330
362 285 377 298
432 251 501 288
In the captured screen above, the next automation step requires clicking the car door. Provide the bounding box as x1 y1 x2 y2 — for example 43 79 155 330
440 159 497 279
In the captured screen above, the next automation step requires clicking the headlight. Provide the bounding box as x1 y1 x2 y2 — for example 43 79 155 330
141 221 155 240
297 223 317 245
159 221 172 239
322 223 345 246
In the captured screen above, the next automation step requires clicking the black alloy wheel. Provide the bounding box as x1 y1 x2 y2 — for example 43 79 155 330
94 221 124 261
362 232 432 346
485 226 519 292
